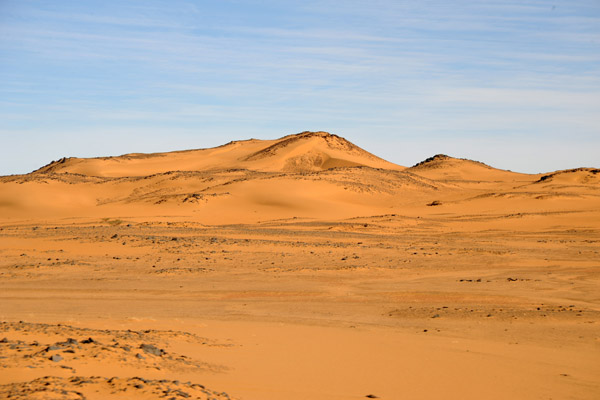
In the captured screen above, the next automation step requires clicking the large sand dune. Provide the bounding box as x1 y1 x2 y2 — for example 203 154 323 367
1 131 599 399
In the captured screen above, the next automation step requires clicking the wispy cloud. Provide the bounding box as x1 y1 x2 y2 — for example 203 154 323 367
0 0 599 174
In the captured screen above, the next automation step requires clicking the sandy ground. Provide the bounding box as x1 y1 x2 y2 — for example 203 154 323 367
1 132 599 399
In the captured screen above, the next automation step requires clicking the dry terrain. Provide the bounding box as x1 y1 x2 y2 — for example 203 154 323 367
1 131 599 399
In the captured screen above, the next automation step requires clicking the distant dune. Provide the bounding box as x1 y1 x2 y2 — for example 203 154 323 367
32 131 402 177
0 131 598 224
408 154 525 182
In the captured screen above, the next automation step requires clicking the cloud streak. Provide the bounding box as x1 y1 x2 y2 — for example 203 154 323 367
0 0 599 174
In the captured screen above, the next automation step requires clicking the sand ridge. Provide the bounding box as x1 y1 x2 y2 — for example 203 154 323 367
30 131 402 178
2 131 598 225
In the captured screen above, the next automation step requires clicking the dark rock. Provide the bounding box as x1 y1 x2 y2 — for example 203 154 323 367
365 395 379 398
140 343 165 356
135 353 145 359
49 354 63 362
171 389 190 398
81 337 95 344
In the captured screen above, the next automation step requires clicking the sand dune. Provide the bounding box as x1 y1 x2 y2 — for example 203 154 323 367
4 131 596 223
407 154 533 188
33 131 401 177
534 167 600 186
1 131 599 399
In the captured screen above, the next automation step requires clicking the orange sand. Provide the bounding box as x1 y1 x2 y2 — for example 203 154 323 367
0 131 598 399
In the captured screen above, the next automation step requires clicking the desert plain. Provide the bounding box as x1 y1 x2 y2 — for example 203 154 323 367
0 131 599 399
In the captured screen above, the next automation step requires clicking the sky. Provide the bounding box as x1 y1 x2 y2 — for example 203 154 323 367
1 0 599 175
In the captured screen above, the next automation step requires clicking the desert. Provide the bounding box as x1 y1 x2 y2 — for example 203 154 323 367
0 131 598 399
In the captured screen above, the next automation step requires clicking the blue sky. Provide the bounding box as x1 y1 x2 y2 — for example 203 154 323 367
1 0 599 174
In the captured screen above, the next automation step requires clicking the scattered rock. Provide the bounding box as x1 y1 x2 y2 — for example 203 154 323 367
171 389 190 398
49 354 63 362
0 375 231 399
140 343 165 356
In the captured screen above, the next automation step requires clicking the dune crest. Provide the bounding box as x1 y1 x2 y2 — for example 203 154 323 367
31 131 402 178
535 168 600 184
1 131 598 223
407 154 527 183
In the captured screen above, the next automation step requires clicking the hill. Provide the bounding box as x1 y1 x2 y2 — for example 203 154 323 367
33 131 402 177
407 154 528 183
0 132 598 224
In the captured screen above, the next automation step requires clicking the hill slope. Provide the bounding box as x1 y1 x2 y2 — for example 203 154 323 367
33 131 403 178
1 132 598 224
407 154 528 182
